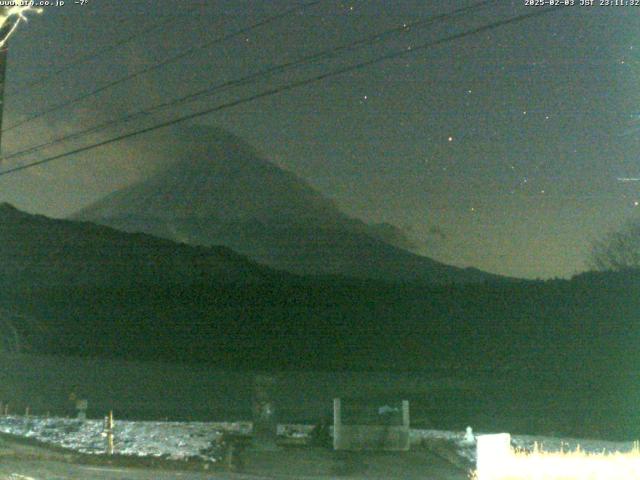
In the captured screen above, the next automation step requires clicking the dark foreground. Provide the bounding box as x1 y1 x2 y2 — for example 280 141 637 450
0 434 469 480
0 455 468 480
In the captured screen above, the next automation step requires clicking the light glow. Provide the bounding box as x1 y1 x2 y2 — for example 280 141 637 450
0 6 42 48
472 440 640 480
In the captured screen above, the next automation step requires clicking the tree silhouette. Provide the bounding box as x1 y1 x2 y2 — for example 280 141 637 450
590 220 640 271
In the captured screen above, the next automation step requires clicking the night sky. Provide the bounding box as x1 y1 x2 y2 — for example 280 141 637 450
1 0 639 279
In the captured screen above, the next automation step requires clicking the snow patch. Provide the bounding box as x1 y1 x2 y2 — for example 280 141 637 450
0 416 250 462
0 416 635 467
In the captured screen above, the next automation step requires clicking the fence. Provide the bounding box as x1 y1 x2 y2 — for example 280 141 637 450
333 398 410 451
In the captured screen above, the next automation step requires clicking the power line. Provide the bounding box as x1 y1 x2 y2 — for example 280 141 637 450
2 0 497 160
0 6 563 179
0 6 561 175
3 0 322 133
135 0 499 115
18 4 203 94
2 0 497 162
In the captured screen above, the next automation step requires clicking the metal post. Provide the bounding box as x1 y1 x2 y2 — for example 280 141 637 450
76 399 88 421
0 46 7 156
253 375 277 450
103 411 114 455
333 398 341 450
401 400 410 428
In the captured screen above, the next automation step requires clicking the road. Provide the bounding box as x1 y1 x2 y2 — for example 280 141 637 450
0 450 470 479
0 433 470 479
0 459 261 479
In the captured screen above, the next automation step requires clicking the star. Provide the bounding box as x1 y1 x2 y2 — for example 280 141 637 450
447 136 453 142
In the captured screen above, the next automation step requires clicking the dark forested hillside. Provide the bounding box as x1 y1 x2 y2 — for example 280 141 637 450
0 202 285 288
3 200 640 440
3 201 639 439
7 269 639 379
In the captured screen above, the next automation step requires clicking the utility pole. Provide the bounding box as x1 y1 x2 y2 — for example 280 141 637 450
0 11 11 157
0 6 43 157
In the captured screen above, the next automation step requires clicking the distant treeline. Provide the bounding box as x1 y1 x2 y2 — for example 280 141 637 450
3 269 638 377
